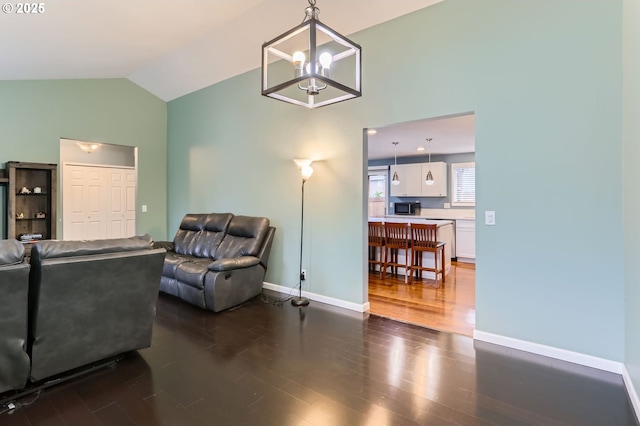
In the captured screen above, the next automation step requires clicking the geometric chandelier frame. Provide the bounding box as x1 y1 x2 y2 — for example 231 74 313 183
261 0 362 109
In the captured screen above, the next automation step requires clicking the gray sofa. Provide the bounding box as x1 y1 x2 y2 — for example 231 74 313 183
28 234 166 381
156 213 275 312
0 240 31 393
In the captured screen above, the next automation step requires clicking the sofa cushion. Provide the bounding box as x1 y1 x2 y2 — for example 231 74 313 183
173 213 233 259
175 259 214 290
162 252 195 279
214 216 270 260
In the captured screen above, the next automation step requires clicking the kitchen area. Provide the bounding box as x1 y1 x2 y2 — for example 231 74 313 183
369 203 475 274
366 113 476 336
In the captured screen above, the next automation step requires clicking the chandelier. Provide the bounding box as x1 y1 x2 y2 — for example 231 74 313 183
261 0 362 109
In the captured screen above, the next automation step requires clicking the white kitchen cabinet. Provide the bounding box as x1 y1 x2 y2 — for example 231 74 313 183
390 163 422 197
455 219 475 262
421 162 447 197
390 162 448 197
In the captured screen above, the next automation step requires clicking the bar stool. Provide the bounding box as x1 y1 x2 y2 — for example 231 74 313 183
408 223 445 286
383 222 410 282
368 222 386 278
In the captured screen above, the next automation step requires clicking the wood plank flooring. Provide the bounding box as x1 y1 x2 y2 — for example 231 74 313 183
369 261 476 336
0 290 637 425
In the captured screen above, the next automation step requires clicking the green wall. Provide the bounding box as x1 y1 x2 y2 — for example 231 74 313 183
624 0 640 406
167 0 624 360
0 79 168 240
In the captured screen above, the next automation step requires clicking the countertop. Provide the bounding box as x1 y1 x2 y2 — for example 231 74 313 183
369 216 454 226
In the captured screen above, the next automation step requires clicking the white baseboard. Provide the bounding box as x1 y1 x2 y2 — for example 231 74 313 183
623 366 640 422
473 330 624 374
262 282 370 313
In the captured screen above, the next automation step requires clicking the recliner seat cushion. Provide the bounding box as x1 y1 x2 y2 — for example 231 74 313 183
162 252 195 279
175 259 214 290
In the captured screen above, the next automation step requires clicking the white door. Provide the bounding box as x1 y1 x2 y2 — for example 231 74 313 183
63 164 136 240
106 169 136 238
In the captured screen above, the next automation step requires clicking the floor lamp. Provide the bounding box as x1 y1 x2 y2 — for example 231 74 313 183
292 159 313 307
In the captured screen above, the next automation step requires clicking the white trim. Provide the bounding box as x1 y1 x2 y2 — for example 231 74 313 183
623 366 640 422
63 161 135 170
473 330 624 374
368 165 389 172
262 282 370 313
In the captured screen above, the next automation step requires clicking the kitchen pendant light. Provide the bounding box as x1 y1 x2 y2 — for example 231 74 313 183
391 142 400 186
261 0 362 109
425 138 434 185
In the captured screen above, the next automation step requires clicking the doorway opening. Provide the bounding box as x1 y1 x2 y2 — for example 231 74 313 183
365 113 476 336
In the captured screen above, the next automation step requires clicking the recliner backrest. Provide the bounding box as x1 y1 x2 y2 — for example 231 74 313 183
173 213 233 259
0 240 30 393
33 234 153 260
214 216 270 260
27 235 166 382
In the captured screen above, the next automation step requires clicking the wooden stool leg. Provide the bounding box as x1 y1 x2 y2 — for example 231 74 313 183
407 250 416 284
441 246 445 284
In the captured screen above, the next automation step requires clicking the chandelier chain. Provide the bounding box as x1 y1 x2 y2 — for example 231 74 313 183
303 0 320 22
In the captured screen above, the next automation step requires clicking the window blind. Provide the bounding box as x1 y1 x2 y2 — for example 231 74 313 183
452 163 475 205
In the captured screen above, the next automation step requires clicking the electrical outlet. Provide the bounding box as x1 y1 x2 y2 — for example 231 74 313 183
301 269 307 280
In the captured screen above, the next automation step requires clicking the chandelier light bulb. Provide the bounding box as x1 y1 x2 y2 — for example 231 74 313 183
319 52 333 69
292 51 306 66
293 51 306 78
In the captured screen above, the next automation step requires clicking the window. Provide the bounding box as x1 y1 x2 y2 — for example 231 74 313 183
451 162 475 207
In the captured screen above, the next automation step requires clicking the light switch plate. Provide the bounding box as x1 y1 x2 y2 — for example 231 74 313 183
142 205 148 213
444 203 451 209
485 210 496 225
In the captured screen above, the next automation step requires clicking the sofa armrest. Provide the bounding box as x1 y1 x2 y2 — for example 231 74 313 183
208 256 260 271
154 241 174 251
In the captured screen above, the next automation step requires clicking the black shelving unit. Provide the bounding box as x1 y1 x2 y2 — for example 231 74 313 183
6 161 57 243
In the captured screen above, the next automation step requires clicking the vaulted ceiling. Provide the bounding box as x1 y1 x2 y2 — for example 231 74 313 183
0 0 441 101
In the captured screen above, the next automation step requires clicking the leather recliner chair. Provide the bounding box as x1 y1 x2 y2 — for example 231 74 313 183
27 235 166 381
156 213 275 312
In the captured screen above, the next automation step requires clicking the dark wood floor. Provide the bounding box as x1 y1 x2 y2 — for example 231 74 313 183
1 291 637 425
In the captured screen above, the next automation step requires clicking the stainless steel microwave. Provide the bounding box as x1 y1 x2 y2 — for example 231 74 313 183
394 202 420 215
